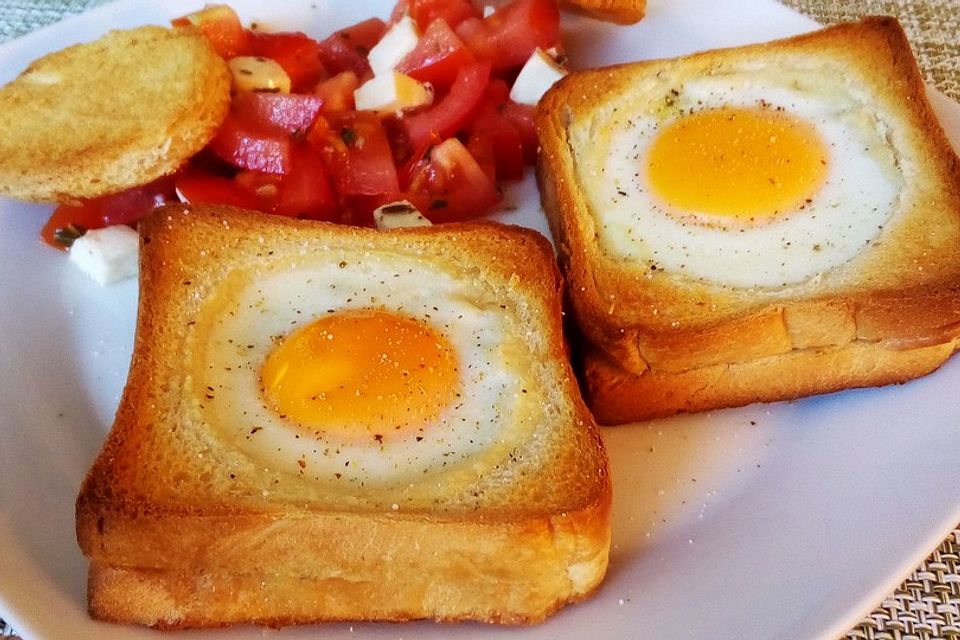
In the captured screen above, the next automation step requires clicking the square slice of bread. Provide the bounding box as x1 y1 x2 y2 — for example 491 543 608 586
75 205 610 627
536 17 960 422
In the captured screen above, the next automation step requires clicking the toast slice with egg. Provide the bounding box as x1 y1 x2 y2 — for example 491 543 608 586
75 205 611 627
536 17 960 422
0 25 230 202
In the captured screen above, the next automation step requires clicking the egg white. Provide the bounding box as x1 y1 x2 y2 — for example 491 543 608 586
570 70 904 289
191 252 535 487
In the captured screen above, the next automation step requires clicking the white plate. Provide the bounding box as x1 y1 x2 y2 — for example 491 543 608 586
2 1 959 639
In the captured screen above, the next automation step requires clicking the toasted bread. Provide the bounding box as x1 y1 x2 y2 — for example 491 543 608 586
536 17 960 422
0 25 230 203
561 0 646 24
75 205 611 627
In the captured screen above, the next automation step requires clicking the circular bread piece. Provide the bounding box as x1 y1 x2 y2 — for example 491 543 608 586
0 25 231 202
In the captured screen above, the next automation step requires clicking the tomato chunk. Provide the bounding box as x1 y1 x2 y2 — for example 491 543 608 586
232 92 323 134
40 177 175 249
249 31 325 92
406 138 500 222
317 18 385 78
456 0 559 71
175 171 263 210
209 111 292 174
172 5 251 59
501 100 538 163
315 71 359 113
274 144 338 220
467 79 526 180
403 61 491 153
392 0 480 31
396 19 474 90
310 111 400 198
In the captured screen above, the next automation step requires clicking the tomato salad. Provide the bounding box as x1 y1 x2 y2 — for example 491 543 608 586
43 0 566 249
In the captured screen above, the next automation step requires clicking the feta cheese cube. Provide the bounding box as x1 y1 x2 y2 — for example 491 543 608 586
509 48 567 106
69 225 140 285
367 16 420 76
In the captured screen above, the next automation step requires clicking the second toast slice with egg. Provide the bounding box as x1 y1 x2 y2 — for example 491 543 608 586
75 205 610 627
536 17 960 422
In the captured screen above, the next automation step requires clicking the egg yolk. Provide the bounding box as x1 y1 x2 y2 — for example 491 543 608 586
646 106 828 221
261 310 459 438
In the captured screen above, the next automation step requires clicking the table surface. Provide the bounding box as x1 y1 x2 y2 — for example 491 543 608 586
0 1 958 639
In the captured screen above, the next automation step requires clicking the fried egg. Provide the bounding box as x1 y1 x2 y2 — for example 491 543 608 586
191 252 537 487
569 69 904 289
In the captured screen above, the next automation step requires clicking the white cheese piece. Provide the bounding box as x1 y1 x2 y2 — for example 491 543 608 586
354 72 432 113
69 226 140 285
373 201 433 229
509 47 567 106
367 16 420 76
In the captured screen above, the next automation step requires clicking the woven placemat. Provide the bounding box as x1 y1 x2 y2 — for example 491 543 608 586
0 0 105 43
0 1 959 639
781 0 960 100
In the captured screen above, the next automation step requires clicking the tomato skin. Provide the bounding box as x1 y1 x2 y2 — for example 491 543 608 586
469 79 525 181
396 19 474 90
42 203 109 250
209 112 292 174
403 61 491 153
231 92 323 134
501 101 538 163
274 144 338 220
40 176 175 249
317 18 385 78
402 0 479 31
456 0 559 71
172 5 252 59
315 71 359 113
175 172 263 210
310 111 401 198
406 138 500 222
466 133 497 183
249 31 325 92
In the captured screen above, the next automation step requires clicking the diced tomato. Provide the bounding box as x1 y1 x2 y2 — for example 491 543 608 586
391 0 480 31
232 92 323 134
406 138 500 222
403 61 491 153
466 133 497 183
40 176 176 249
315 71 359 113
317 18 385 78
175 171 263 210
456 0 559 71
274 145 338 220
501 100 538 163
466 79 526 180
249 31 325 92
209 111 292 174
396 19 474 90
309 112 400 198
172 5 252 59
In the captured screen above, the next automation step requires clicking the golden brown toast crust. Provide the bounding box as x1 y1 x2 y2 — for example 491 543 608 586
561 0 646 24
536 17 960 421
76 206 611 626
0 26 230 202
584 336 960 423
